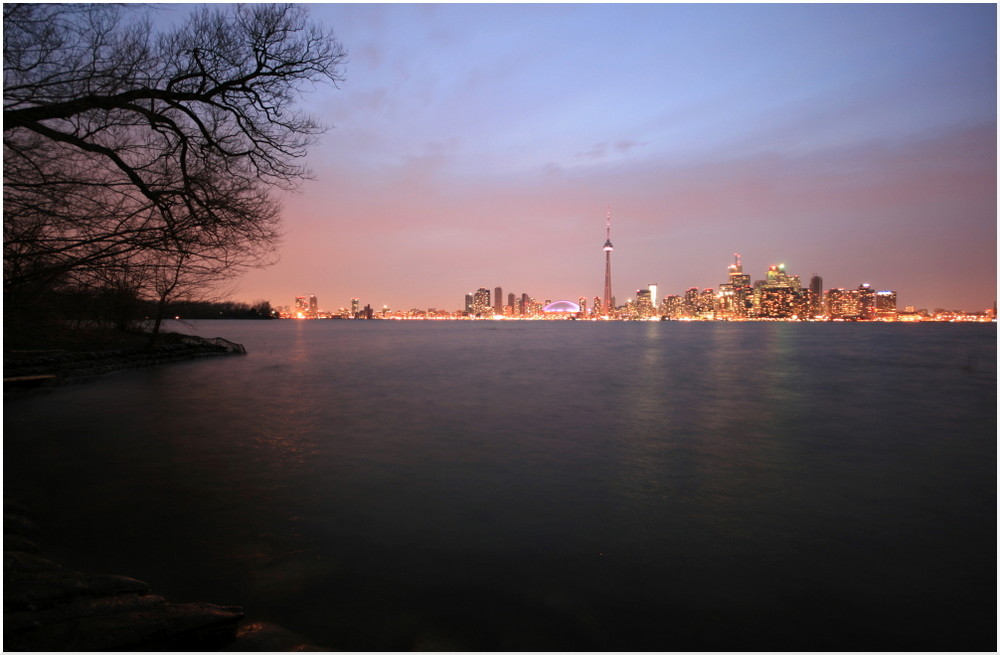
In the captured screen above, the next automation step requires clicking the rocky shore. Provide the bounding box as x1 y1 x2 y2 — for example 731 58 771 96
4 334 246 390
4 499 324 651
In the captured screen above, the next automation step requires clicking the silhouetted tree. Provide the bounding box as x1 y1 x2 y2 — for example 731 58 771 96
4 3 345 327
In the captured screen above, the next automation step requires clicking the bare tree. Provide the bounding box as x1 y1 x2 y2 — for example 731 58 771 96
4 3 345 320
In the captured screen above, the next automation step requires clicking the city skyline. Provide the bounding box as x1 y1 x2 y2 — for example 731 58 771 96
219 4 995 312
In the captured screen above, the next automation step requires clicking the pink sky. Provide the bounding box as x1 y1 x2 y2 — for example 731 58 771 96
226 4 996 312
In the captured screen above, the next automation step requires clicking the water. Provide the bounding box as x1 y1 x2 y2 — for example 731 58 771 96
5 321 995 650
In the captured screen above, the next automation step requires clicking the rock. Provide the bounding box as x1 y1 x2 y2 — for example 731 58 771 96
4 600 244 651
4 568 150 611
4 551 64 574
4 592 167 635
3 534 39 553
224 621 327 651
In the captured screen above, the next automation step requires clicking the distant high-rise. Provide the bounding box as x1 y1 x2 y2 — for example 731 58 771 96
351 297 360 318
464 293 474 315
602 207 614 316
295 296 308 318
857 283 876 320
473 288 491 316
808 275 823 317
636 289 654 318
494 286 503 316
648 283 658 309
520 292 529 317
875 290 897 320
507 292 516 314
308 294 318 318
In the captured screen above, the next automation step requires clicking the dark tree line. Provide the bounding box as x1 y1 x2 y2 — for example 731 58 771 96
4 4 345 340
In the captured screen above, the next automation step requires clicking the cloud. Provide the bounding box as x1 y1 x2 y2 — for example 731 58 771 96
575 140 650 161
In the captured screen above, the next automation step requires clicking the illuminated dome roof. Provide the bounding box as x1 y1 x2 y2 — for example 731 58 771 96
542 300 581 313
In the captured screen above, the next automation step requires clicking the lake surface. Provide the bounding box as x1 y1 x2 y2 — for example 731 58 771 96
5 320 996 650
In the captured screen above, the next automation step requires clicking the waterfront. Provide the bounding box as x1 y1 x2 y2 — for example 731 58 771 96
4 320 995 651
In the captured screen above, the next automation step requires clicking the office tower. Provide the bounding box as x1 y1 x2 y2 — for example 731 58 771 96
507 292 516 314
635 289 653 318
308 295 318 318
683 287 699 317
592 296 602 317
520 292 529 317
808 275 823 317
494 286 503 316
826 288 861 319
648 283 658 309
578 296 588 316
726 254 752 317
464 293 474 315
602 208 614 316
295 296 308 318
875 291 897 320
473 288 491 316
662 295 684 319
857 283 876 320
351 297 360 319
756 263 803 318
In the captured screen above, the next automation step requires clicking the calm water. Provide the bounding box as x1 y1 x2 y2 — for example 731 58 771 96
5 321 996 650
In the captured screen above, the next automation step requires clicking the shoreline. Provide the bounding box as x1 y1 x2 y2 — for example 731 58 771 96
3 334 246 391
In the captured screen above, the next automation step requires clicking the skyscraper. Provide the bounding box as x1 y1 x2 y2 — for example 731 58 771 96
808 275 823 317
494 286 503 316
473 288 491 316
602 207 614 316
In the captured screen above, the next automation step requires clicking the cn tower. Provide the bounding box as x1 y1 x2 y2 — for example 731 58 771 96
602 207 614 316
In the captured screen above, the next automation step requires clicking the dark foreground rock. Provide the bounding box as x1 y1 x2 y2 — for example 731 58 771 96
3 499 323 651
4 335 246 390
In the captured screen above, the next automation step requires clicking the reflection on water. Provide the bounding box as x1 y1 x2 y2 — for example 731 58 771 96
5 321 995 650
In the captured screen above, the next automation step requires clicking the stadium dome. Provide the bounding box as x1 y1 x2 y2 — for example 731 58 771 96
542 300 581 313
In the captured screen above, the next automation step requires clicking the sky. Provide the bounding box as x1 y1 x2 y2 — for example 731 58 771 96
226 3 996 312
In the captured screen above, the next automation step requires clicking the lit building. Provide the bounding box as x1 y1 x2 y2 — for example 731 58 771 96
542 300 581 316
294 296 308 318
494 286 503 316
473 288 492 317
661 295 684 318
755 264 804 319
308 295 318 318
826 288 861 319
464 293 474 316
857 283 876 320
578 296 588 316
635 289 654 318
875 290 897 320
351 297 360 319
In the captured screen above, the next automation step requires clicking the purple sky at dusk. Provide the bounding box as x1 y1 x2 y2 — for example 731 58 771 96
224 3 996 312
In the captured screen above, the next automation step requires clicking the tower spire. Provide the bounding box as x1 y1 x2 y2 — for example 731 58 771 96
603 207 614 316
